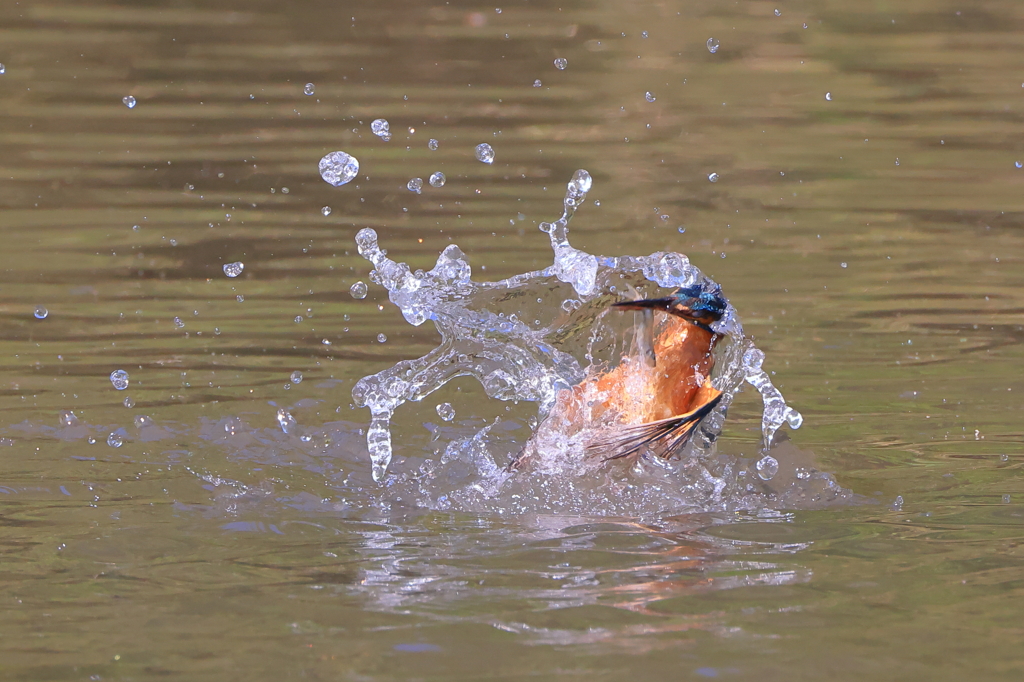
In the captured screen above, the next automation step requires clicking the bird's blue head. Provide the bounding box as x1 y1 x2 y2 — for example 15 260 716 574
611 281 726 331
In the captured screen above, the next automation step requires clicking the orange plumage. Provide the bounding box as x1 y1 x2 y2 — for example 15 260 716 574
510 284 726 471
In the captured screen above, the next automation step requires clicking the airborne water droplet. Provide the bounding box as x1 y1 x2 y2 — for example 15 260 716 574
290 371 303 384
349 281 368 299
303 83 315 95
428 138 439 150
707 38 720 53
475 143 495 164
533 79 542 87
435 402 456 421
223 261 244 278
110 369 130 391
371 118 391 141
756 455 779 480
553 57 567 70
429 172 446 187
34 306 48 319
318 151 360 187
122 95 136 108
377 333 387 343
825 92 832 101
322 206 332 216
407 177 424 194
708 172 719 182
645 91 656 102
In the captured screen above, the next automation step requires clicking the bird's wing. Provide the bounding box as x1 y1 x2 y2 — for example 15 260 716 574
587 390 723 462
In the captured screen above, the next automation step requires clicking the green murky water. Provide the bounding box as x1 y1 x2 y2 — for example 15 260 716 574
1 0 1023 679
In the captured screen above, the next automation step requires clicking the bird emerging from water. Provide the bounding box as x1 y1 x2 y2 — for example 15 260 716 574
508 282 727 472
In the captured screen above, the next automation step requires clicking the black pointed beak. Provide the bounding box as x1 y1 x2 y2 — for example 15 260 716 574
610 297 676 313
612 296 719 331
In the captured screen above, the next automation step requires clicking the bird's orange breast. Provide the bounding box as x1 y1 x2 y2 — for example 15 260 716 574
553 316 718 429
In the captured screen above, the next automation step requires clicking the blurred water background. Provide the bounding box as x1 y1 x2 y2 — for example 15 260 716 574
1 0 1023 679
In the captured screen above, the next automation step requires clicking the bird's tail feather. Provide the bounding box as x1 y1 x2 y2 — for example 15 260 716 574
587 390 723 462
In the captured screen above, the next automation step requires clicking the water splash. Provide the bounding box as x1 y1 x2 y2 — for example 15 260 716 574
352 170 802 486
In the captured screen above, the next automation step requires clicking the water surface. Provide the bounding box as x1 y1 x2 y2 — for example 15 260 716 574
1 0 1023 679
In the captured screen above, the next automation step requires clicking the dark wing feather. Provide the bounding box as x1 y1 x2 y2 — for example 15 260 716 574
587 391 723 462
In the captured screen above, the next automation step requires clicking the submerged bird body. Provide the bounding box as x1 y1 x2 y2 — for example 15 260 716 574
510 283 727 471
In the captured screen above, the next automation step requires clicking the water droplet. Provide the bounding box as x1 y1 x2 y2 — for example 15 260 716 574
645 91 656 102
303 82 315 95
134 415 153 429
276 409 297 434
0 64 5 75
407 177 424 194
825 92 832 101
236 294 244 303
774 8 781 16
429 172 446 187
377 333 388 343
641 30 649 38
224 417 242 435
290 371 303 384
435 402 456 421
223 261 244 278
553 57 568 70
59 411 78 427
321 206 332 216
533 79 542 87
122 95 136 108
173 316 184 329
33 306 48 320
371 118 391 141
475 143 495 164
569 168 592 193
1016 161 1022 169
294 315 303 323
123 396 134 408
707 38 720 53
428 138 439 150
1001 453 1010 462
895 158 900 166
708 172 719 182
756 455 779 480
1003 494 1012 503
318 151 360 186
110 369 130 391
106 432 124 448
743 347 765 373
350 281 368 299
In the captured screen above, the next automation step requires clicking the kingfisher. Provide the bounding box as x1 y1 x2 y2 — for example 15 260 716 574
509 282 727 471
